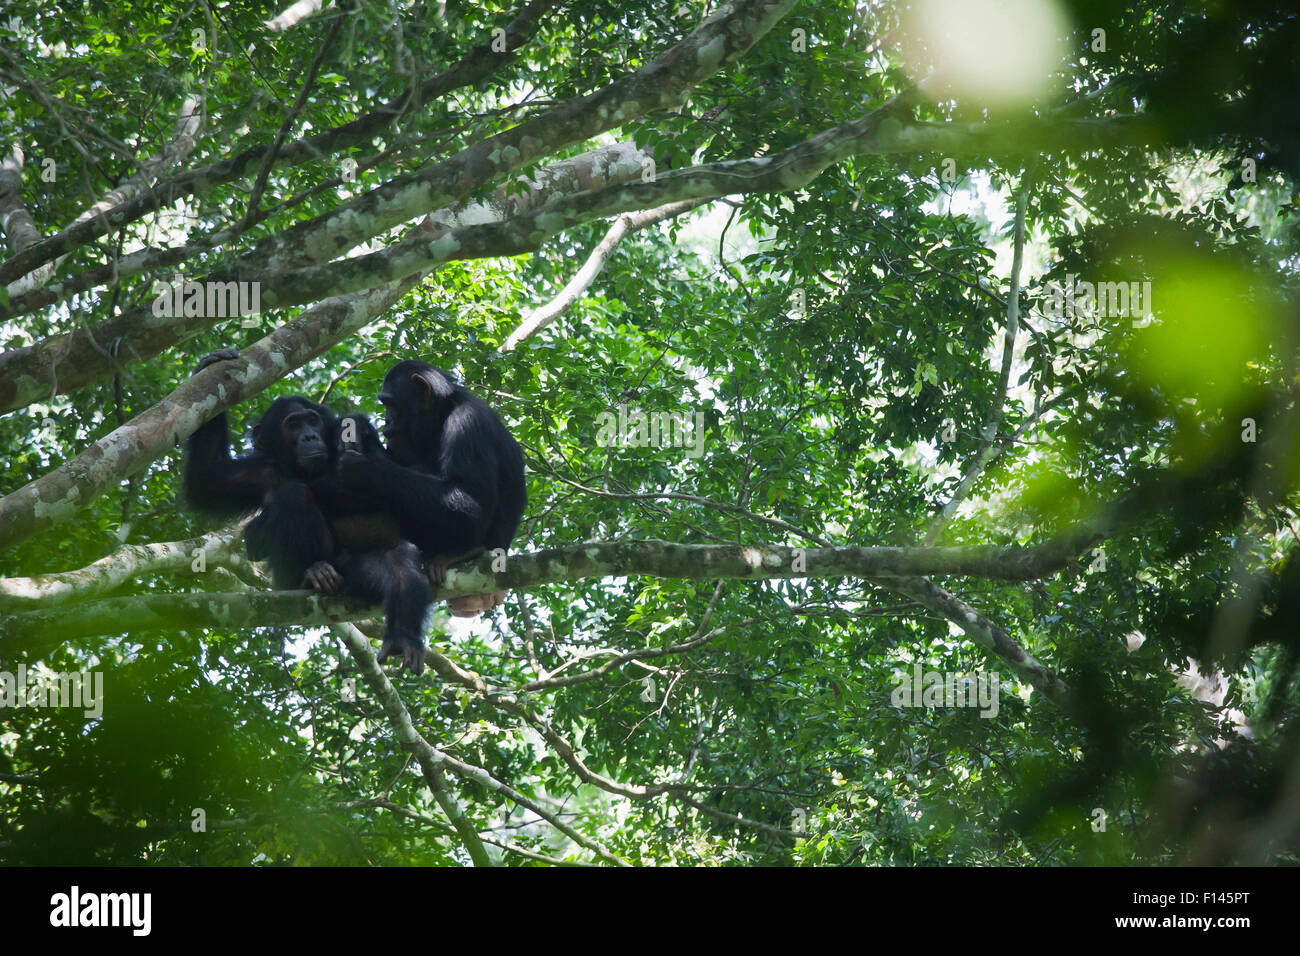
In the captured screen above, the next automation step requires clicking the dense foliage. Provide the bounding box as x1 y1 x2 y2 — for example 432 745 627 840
1 0 1297 865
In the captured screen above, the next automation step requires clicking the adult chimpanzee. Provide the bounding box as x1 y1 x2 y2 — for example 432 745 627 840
182 351 434 674
336 360 526 607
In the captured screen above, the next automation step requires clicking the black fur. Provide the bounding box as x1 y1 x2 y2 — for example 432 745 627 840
182 352 433 673
338 360 527 579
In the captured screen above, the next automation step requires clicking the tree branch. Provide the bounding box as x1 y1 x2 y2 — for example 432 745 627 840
0 141 648 414
240 0 798 276
0 277 419 550
881 574 1068 705
4 94 204 298
0 527 255 608
250 113 1156 314
0 147 42 256
1 532 1108 650
503 198 711 350
0 0 558 288
330 623 493 866
924 179 1029 545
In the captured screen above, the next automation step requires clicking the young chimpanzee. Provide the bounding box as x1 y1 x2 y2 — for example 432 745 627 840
336 360 527 606
182 350 434 674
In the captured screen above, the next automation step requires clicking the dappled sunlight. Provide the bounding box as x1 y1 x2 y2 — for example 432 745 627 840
901 0 1072 109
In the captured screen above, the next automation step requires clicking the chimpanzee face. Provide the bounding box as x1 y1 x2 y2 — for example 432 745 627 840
254 399 334 477
379 362 455 464
282 408 329 475
377 388 403 444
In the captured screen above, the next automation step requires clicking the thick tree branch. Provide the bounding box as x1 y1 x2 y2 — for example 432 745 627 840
0 147 42 256
0 141 648 415
265 0 326 33
241 0 798 275
1 532 1109 649
0 0 558 288
0 528 253 608
0 277 419 550
252 113 1156 311
0 140 651 323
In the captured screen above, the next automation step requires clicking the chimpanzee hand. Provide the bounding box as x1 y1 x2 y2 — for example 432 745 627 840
338 414 383 490
302 560 342 593
338 413 383 456
193 349 240 375
377 632 426 675
427 547 485 587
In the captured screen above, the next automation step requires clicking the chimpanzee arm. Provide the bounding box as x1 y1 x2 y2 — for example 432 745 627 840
343 404 500 551
245 481 339 590
359 460 492 549
182 412 274 516
183 350 278 517
310 412 390 517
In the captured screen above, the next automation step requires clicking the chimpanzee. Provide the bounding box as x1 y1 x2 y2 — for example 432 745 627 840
337 360 526 605
182 350 434 674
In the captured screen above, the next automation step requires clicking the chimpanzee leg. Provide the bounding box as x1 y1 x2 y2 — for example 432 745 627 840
337 541 433 675
245 481 338 590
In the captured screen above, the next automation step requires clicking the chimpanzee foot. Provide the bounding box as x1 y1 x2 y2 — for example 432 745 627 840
302 560 343 593
446 591 508 617
377 633 426 676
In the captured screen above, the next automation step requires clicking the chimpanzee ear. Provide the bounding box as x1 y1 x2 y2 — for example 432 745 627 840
411 368 456 406
251 422 269 451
